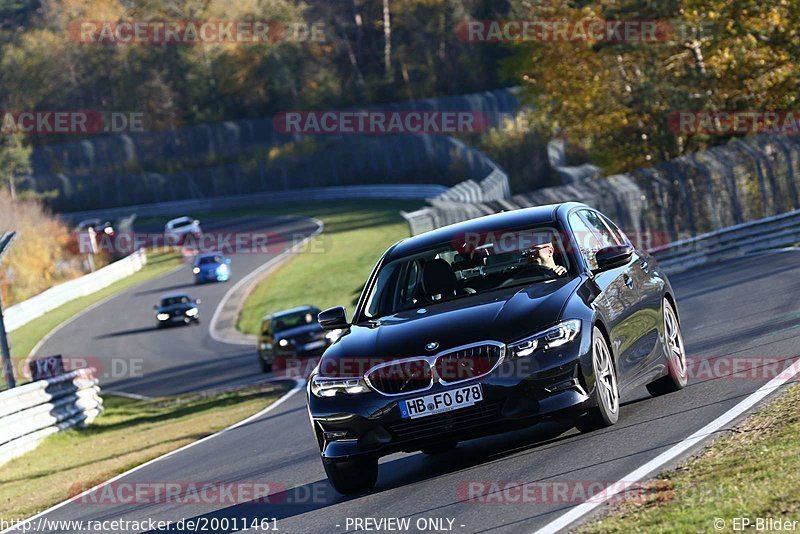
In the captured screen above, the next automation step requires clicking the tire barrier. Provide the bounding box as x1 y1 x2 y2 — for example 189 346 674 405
0 368 102 466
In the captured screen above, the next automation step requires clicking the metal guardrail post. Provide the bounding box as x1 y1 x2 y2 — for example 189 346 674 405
0 232 17 389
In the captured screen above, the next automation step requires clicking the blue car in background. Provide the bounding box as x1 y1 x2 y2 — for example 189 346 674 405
192 252 231 283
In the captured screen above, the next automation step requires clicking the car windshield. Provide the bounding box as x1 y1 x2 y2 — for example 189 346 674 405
272 310 317 332
198 255 222 265
362 225 571 320
172 219 192 228
161 296 191 306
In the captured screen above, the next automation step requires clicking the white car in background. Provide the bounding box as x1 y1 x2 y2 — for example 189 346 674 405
164 216 202 246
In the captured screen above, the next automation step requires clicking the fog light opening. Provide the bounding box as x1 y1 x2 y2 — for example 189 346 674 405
323 430 349 440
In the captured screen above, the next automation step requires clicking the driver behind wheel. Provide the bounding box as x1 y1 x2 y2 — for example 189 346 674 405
524 241 567 276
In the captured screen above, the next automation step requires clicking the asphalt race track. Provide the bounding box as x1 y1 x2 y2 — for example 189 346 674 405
33 215 320 398
12 245 800 533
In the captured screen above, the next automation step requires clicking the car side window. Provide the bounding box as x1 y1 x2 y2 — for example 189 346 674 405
581 210 622 247
568 212 602 269
599 213 631 247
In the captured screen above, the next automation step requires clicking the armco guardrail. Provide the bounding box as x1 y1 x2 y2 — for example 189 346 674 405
63 184 449 223
650 208 800 272
0 368 102 466
4 249 147 333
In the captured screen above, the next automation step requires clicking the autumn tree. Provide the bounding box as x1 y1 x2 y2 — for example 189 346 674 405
0 133 31 199
504 0 800 173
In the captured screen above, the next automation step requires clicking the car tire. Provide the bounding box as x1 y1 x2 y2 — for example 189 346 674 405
323 457 378 495
575 326 620 433
420 441 457 455
259 358 272 373
646 299 688 397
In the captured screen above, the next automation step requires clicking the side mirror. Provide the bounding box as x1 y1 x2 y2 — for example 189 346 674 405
594 244 634 272
195 298 202 305
193 220 200 226
153 305 158 310
318 306 349 330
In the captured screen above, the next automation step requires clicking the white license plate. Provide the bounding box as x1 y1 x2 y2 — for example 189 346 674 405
304 340 326 351
399 384 483 419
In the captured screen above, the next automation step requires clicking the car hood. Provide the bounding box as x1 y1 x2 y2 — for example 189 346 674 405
320 276 581 374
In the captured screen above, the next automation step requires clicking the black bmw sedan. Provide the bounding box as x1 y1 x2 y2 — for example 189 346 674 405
257 306 338 373
154 293 201 327
308 202 688 494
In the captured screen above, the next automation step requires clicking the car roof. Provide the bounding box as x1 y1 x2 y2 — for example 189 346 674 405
386 202 589 260
160 293 192 300
267 305 318 320
167 216 192 224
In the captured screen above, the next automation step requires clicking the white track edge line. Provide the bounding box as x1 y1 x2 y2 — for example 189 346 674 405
534 357 800 534
1 378 306 534
209 218 324 345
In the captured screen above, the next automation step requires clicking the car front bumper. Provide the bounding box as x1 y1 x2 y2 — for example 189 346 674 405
308 330 596 461
158 314 199 325
195 270 229 283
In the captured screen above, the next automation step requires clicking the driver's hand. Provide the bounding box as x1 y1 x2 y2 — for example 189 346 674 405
552 265 567 276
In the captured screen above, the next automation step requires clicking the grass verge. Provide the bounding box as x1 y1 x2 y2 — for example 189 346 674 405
0 381 292 521
232 200 422 335
5 250 183 387
580 383 800 533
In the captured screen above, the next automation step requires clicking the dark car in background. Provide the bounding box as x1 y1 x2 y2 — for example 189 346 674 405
307 202 688 494
76 218 115 236
155 293 201 327
192 252 231 284
258 306 340 373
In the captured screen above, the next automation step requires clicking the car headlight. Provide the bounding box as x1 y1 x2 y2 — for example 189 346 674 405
260 342 271 350
278 339 289 347
157 313 170 321
310 375 370 397
508 319 581 359
185 307 199 317
192 267 200 274
217 264 228 273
